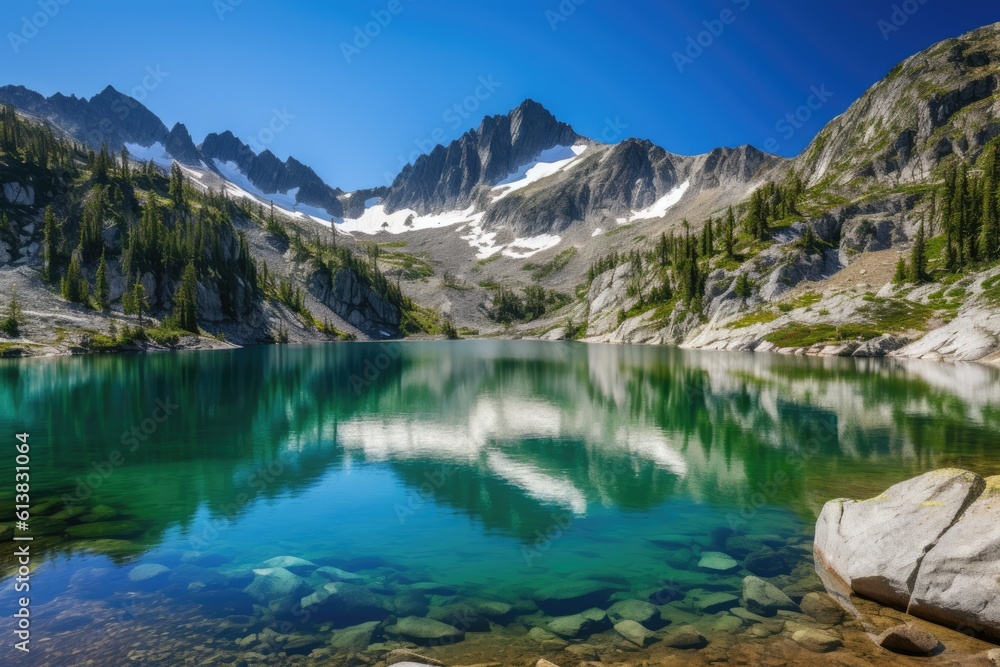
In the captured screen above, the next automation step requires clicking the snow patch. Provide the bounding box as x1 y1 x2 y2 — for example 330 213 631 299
492 144 588 200
212 159 336 225
501 234 562 259
124 142 173 169
617 180 690 224
592 228 604 237
338 203 482 235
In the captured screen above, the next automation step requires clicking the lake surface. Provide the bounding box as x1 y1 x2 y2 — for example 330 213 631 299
2 342 999 666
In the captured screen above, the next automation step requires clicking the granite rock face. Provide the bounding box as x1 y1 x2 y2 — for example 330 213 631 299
814 469 999 641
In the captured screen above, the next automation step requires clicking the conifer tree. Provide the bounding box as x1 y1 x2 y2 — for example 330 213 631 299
723 207 736 258
893 255 909 285
61 251 89 304
173 261 199 333
95 250 110 310
0 284 22 337
911 221 929 282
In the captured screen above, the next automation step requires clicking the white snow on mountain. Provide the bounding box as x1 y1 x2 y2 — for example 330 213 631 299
492 144 588 200
124 142 173 169
501 234 562 259
616 180 691 224
211 159 335 224
337 203 483 235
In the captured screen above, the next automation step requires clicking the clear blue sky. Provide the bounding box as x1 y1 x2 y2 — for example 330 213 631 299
1 1 996 190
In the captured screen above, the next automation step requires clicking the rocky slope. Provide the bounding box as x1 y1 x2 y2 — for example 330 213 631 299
3 22 1000 363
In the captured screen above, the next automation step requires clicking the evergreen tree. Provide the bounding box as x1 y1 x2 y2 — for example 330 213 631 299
723 207 736 258
60 251 89 304
979 143 1000 263
911 221 929 282
95 250 110 310
893 255 910 285
169 163 186 208
120 146 131 183
173 261 199 333
733 273 752 300
123 279 148 324
0 284 22 337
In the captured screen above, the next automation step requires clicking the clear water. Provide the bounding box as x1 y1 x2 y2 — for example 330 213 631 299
2 342 999 665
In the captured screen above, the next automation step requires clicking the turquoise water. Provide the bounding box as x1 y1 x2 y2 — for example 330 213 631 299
1 342 999 665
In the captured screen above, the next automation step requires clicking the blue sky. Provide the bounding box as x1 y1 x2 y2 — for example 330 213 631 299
1 1 997 190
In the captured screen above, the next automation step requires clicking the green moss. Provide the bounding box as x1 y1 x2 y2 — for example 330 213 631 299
764 323 882 348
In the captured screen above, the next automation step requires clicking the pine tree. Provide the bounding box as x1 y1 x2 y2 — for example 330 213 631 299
60 251 89 304
734 273 752 300
173 261 199 333
979 143 1000 263
169 163 186 208
911 221 929 283
42 206 60 283
123 280 148 324
95 250 110 310
893 255 909 285
0 284 22 337
723 207 736 258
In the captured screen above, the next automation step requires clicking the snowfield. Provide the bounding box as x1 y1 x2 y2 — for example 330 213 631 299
616 180 690 224
124 142 173 169
491 144 588 200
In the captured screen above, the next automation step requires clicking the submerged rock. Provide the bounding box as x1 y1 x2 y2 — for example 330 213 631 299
791 628 842 653
533 580 618 615
697 551 740 573
743 548 793 577
799 592 846 626
526 626 568 649
607 599 661 626
661 625 707 649
546 608 609 639
813 468 984 608
385 616 465 646
315 565 365 583
299 581 394 625
693 592 740 614
875 624 941 655
330 621 381 653
258 556 317 574
614 619 657 647
741 576 798 616
128 563 170 583
243 567 309 610
426 602 491 632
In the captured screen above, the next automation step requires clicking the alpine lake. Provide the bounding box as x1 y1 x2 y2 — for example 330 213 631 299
1 341 999 666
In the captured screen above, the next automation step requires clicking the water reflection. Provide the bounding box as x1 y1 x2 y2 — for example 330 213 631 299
1 341 999 571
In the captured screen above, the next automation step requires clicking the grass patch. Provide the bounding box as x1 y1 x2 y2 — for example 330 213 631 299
777 292 822 313
523 247 577 281
982 274 1000 306
729 310 780 329
765 323 882 348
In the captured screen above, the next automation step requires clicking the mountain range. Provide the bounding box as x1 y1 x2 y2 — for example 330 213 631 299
1 22 999 363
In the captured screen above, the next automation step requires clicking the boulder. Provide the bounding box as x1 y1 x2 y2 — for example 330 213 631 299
243 567 308 605
315 565 365 583
426 602 491 632
533 580 618 615
743 548 792 577
875 624 941 655
694 592 740 614
696 551 740 573
385 616 465 646
799 592 846 625
792 628 842 653
526 626 568 649
607 599 661 626
614 619 657 647
384 648 445 666
536 660 562 667
741 576 798 616
813 469 985 608
329 621 380 653
662 625 707 649
909 475 1000 641
299 581 393 625
725 536 766 559
259 556 317 574
546 608 609 639
128 563 170 583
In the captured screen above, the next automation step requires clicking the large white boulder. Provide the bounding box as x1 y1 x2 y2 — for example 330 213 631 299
909 475 1000 642
813 469 984 608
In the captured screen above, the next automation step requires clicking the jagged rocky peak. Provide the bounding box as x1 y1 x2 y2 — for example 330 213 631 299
165 123 201 165
382 99 585 214
796 21 1000 187
693 145 781 191
0 83 169 152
